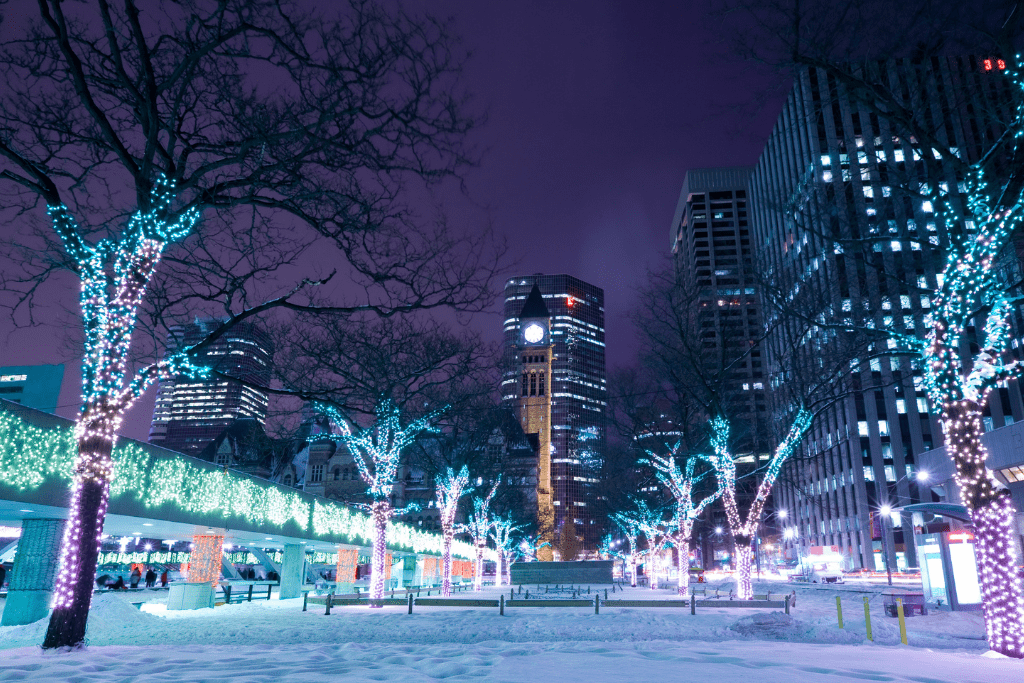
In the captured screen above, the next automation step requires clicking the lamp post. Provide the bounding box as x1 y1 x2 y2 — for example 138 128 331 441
877 469 929 585
878 504 894 586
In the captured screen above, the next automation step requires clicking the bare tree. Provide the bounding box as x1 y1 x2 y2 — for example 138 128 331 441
641 448 719 595
633 263 873 599
0 0 500 648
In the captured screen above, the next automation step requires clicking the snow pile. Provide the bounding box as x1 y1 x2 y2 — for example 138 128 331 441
83 593 162 639
729 611 860 644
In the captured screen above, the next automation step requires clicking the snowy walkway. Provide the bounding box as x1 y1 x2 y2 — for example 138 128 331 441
1 582 1021 681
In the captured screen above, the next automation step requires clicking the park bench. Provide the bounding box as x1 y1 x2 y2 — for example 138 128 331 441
691 594 790 615
222 581 275 605
690 587 736 599
602 599 690 609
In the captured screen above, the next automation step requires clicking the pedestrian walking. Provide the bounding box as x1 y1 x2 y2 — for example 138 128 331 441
130 567 141 589
145 568 156 588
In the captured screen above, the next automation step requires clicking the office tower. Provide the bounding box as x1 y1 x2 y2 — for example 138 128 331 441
149 319 273 457
670 167 769 458
749 57 1018 570
503 275 606 549
0 365 64 413
669 167 773 557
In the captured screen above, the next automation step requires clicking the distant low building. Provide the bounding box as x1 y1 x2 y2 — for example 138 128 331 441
276 406 540 536
0 365 64 413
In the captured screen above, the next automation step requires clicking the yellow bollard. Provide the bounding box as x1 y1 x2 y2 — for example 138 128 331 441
863 596 872 641
897 598 907 645
836 595 844 628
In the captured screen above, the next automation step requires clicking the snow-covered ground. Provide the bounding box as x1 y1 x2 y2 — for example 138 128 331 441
1 580 1021 682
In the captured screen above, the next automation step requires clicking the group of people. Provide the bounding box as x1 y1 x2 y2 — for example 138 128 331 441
101 567 168 590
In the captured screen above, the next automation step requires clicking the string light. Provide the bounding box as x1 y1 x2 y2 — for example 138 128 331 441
336 548 358 583
318 400 444 602
188 535 223 585
489 514 525 587
434 465 471 597
910 78 1024 653
515 535 550 563
1 407 477 563
456 477 500 592
641 447 720 595
704 410 812 600
40 177 208 648
610 500 663 588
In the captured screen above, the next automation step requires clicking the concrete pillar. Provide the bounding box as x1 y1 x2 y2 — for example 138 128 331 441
1 518 65 626
278 544 304 599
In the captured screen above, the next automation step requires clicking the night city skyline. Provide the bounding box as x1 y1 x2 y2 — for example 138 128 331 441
2 0 1024 668
0 0 785 439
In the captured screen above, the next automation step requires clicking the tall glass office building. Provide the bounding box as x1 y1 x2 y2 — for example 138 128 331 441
502 275 607 547
149 319 273 457
750 57 1019 570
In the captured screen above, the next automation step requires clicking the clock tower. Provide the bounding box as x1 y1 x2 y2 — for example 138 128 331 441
515 284 555 560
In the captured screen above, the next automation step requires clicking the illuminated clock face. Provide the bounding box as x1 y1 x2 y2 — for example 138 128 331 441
523 323 545 344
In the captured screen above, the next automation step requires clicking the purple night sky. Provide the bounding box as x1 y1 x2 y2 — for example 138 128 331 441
0 1 786 439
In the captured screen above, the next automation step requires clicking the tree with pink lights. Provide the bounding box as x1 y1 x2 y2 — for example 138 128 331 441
323 401 444 602
609 501 659 588
635 502 674 590
490 514 525 587
641 448 719 595
435 465 472 597
458 477 500 591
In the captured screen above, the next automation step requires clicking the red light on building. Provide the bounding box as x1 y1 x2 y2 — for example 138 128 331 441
998 59 1007 70
948 531 975 543
984 58 1008 72
984 59 993 71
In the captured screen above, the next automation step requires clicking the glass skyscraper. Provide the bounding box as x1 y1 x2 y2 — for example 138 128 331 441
149 319 273 457
503 274 606 547
749 57 1019 570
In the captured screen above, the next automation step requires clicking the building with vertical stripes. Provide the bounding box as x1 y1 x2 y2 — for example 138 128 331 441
749 57 1018 570
503 275 607 549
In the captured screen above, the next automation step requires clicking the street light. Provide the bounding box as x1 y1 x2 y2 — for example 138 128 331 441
878 504 895 586
875 469 928 584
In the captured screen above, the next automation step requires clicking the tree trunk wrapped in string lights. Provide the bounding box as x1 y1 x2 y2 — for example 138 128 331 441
636 505 674 591
490 514 525 587
910 143 1024 656
609 510 645 587
641 448 720 595
42 179 203 649
457 478 500 591
322 401 442 603
704 410 812 600
434 465 471 597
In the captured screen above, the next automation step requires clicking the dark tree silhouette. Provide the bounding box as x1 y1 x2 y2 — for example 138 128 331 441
0 0 498 648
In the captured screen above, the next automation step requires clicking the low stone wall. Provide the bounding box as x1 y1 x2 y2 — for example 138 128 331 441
510 560 613 585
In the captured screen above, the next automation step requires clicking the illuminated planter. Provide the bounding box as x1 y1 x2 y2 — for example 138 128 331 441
166 583 215 610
